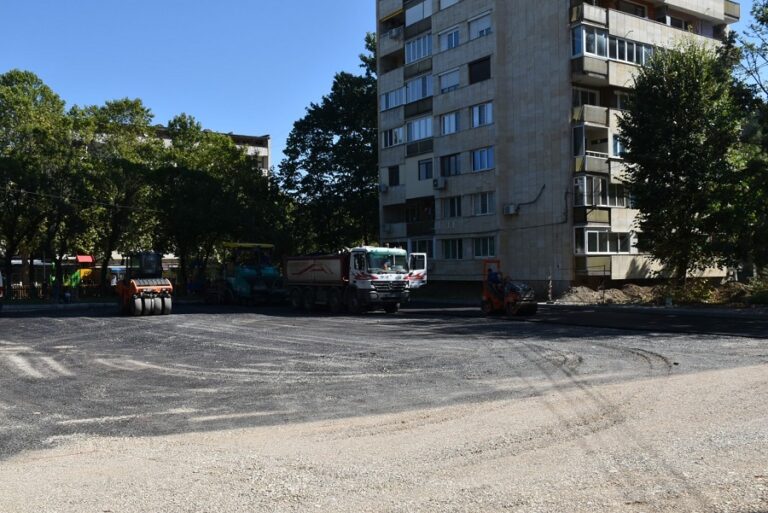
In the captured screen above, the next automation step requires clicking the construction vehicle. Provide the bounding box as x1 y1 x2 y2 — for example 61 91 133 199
481 258 537 316
205 243 286 305
116 252 173 316
285 246 427 314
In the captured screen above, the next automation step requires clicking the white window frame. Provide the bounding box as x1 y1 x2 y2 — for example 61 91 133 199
471 146 494 172
471 102 493 127
405 33 433 64
442 196 462 218
439 69 460 93
573 87 599 108
574 228 633 255
439 27 460 51
406 116 433 142
469 12 492 40
380 87 405 111
441 238 464 260
382 127 404 149
406 74 433 103
406 1 433 26
471 191 495 216
441 111 459 135
473 236 496 258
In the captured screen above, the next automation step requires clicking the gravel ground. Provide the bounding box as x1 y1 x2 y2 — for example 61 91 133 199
0 305 766 512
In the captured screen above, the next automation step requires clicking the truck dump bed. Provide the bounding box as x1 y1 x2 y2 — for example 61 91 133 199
285 254 349 285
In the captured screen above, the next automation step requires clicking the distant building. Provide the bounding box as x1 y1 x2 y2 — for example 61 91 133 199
155 127 271 172
376 0 739 293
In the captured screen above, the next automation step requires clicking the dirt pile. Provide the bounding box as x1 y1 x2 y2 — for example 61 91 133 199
557 284 657 305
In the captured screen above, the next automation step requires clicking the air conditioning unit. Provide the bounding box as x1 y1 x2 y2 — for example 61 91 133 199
432 177 446 190
379 183 389 193
504 204 519 216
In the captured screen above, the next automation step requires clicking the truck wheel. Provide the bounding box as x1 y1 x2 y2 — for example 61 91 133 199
384 303 399 314
290 288 303 310
131 297 143 316
346 289 362 315
327 289 343 314
303 288 316 312
162 297 173 315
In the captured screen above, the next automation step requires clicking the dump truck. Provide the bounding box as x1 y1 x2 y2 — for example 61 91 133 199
205 243 286 305
285 246 427 314
116 252 174 316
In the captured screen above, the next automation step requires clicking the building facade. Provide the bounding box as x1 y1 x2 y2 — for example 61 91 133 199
376 0 740 293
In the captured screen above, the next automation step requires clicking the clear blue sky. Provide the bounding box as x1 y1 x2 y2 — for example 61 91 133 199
0 0 375 166
0 1 755 166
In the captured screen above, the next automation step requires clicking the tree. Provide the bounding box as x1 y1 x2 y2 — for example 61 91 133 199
0 70 67 294
279 34 378 253
87 98 162 290
617 40 744 281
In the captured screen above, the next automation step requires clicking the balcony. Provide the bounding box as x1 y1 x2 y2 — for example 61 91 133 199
570 3 607 25
406 221 435 237
380 184 406 206
382 222 407 239
379 26 404 56
575 154 610 174
574 207 610 224
725 0 740 22
378 0 402 22
572 105 609 126
406 138 433 157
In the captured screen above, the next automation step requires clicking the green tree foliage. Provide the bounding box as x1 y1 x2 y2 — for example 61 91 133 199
618 41 744 281
0 70 67 293
279 34 378 253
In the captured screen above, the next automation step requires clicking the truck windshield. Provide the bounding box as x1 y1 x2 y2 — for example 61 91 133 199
367 253 407 273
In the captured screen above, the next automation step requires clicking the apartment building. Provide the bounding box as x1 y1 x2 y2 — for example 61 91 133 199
376 0 740 293
156 127 271 172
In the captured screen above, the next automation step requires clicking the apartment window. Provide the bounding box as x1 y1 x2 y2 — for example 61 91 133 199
607 34 654 65
412 239 434 258
405 1 433 26
471 192 495 216
382 127 404 148
573 126 585 157
615 92 630 110
471 102 493 127
418 159 433 180
380 88 405 111
440 0 459 9
406 74 433 103
574 176 629 207
612 136 626 158
441 111 459 135
443 196 462 218
573 88 598 108
405 33 432 64
469 57 491 84
388 166 400 186
617 0 647 18
439 27 460 51
440 69 460 93
473 237 495 257
442 239 464 259
407 116 433 142
469 13 492 40
440 153 461 176
575 228 632 255
471 147 494 171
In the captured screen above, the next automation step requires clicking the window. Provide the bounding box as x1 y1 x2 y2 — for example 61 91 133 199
469 13 492 40
615 92 630 110
612 135 626 158
380 88 405 111
575 229 632 255
471 192 495 215
441 0 459 9
412 239 434 258
382 127 404 148
406 1 432 26
573 176 629 207
442 239 463 259
471 102 493 127
405 33 432 64
471 147 494 171
573 126 585 157
406 116 433 142
439 27 460 51
441 111 459 135
440 69 460 93
473 237 495 257
573 88 598 108
469 57 491 83
418 159 433 180
440 153 461 176
617 0 647 18
406 75 433 103
388 166 400 186
442 196 462 218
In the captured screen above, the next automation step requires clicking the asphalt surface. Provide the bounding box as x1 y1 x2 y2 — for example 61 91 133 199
0 304 766 512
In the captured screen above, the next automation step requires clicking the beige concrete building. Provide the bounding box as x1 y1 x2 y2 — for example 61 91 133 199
376 0 740 293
